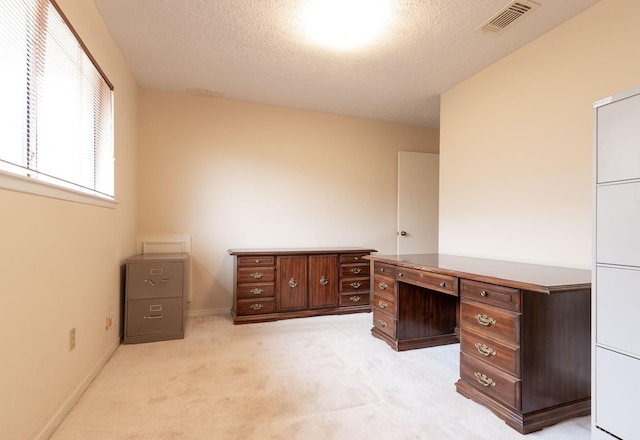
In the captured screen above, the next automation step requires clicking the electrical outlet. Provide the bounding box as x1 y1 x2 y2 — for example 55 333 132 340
69 327 76 351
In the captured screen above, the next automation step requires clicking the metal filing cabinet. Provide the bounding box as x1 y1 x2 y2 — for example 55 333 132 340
124 253 188 344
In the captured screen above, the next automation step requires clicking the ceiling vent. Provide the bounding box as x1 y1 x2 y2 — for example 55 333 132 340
476 1 540 35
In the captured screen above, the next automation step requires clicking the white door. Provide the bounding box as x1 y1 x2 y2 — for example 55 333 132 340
397 151 439 255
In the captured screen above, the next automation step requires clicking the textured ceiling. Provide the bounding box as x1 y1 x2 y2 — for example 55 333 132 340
92 0 601 127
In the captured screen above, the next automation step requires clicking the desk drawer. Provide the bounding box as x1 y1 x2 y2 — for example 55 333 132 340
237 255 275 267
340 263 370 278
373 309 396 338
237 267 276 283
340 254 368 263
461 328 520 377
374 274 396 295
339 277 370 294
396 267 457 296
374 262 397 277
460 300 520 344
461 279 520 312
460 351 521 410
236 298 276 315
339 293 370 307
237 282 275 299
373 291 397 316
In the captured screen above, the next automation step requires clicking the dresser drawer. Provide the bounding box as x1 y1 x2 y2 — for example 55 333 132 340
237 282 275 299
460 300 520 344
339 277 370 293
461 328 520 377
236 298 276 315
340 263 370 278
461 279 520 312
237 255 275 267
460 351 521 410
339 292 370 307
127 262 184 299
237 267 276 283
340 254 368 263
374 262 397 277
373 291 397 316
373 309 396 338
126 298 183 337
374 274 396 295
397 267 457 296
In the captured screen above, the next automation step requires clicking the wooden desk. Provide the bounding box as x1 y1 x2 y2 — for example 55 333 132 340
364 253 591 434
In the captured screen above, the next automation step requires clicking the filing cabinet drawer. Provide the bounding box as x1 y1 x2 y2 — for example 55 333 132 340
374 274 396 295
237 282 275 299
460 328 520 377
460 300 520 344
373 309 396 338
340 254 368 263
373 291 397 316
237 255 275 267
461 279 520 312
339 277 370 294
127 262 184 299
126 298 183 337
460 352 521 410
339 292 370 307
396 267 457 296
236 298 276 315
237 267 276 283
340 263 370 278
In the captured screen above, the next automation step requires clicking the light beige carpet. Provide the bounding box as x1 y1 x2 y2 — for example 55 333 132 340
50 313 590 439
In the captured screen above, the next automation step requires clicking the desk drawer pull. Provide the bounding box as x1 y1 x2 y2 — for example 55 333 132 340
475 314 497 326
250 288 264 295
481 290 488 297
378 282 388 290
474 372 496 387
351 282 362 288
350 268 362 274
378 300 387 309
439 282 446 287
475 343 497 357
250 272 264 279
377 319 387 328
349 295 361 303
249 303 264 311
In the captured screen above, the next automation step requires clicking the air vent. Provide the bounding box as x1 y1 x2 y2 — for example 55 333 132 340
476 1 540 35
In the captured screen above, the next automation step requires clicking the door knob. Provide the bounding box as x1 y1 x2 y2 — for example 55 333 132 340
399 231 407 236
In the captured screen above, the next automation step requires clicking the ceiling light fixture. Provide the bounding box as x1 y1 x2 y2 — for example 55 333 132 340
299 0 392 51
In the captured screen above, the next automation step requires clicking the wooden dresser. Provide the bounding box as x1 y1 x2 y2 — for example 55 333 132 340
228 248 375 324
365 253 591 434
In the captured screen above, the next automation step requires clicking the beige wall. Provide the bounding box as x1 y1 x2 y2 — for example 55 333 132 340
439 0 640 269
0 1 138 439
137 90 439 313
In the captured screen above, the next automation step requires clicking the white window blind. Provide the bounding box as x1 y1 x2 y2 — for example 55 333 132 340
0 0 114 200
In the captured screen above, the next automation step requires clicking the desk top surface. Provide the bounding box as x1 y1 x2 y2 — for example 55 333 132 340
364 253 591 293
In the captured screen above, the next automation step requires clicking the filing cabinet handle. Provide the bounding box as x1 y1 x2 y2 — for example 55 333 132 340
350 268 362 274
161 279 170 283
475 314 497 326
481 290 487 297
289 278 298 288
250 288 264 295
144 279 156 287
144 314 163 320
320 275 329 286
377 319 387 328
349 296 361 302
350 282 361 288
379 282 388 290
439 282 446 287
474 372 496 387
475 343 497 357
250 272 264 279
379 300 387 309
249 303 264 311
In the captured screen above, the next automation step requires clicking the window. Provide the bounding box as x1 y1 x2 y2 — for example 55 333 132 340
0 0 114 205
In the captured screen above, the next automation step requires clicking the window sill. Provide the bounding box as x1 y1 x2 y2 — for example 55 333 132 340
0 170 117 209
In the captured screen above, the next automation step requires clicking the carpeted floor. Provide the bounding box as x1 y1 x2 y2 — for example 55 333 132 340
50 313 590 439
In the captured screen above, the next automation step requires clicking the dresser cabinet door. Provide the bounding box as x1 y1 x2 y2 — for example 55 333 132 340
277 256 308 311
309 254 339 308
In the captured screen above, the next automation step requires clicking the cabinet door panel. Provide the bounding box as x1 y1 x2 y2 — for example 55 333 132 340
277 256 308 311
309 254 338 308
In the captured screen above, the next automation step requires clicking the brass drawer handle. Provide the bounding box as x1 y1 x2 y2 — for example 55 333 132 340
255 259 261 263
379 282 388 290
475 343 497 357
475 314 497 326
377 319 387 328
380 267 385 272
378 300 387 309
320 275 329 285
249 303 264 311
350 282 361 288
250 288 264 295
350 267 362 274
474 372 496 387
250 272 264 279
439 282 446 287
354 256 359 261
349 295 361 302
481 290 488 297
288 278 298 288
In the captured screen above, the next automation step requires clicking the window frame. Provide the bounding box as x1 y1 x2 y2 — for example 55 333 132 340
0 0 116 209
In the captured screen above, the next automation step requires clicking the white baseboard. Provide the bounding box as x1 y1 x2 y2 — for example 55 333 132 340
36 335 122 440
187 307 230 317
